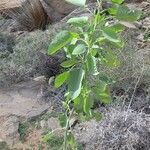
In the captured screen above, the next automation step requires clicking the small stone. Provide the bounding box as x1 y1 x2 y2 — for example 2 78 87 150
143 17 150 29
40 120 48 129
141 2 150 8
137 34 144 41
47 117 60 130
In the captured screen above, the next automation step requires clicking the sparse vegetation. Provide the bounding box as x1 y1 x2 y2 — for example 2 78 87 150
18 122 29 142
0 0 149 150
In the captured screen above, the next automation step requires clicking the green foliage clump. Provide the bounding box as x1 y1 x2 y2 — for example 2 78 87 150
43 134 64 150
18 122 29 142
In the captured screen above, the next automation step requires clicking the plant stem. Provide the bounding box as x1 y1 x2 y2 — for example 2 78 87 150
63 108 74 150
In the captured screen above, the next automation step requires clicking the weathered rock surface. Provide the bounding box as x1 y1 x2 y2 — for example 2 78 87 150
0 0 21 12
0 116 20 146
0 79 51 119
0 0 96 30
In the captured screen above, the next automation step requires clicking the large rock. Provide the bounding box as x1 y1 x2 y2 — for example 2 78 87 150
0 79 51 119
1 0 96 30
0 0 21 13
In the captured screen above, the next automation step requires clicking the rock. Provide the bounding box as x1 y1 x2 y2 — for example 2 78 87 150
40 0 65 22
141 1 150 8
40 120 48 129
137 34 145 41
40 0 96 23
0 116 20 146
0 80 51 119
142 17 150 29
47 117 60 130
0 0 21 13
1 0 96 30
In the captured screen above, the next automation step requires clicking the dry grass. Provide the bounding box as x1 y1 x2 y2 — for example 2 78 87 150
74 107 150 150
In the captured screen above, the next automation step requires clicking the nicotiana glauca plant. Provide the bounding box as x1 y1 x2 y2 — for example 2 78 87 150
46 0 141 149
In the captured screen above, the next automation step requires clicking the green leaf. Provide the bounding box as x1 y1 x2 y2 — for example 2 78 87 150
74 95 84 113
108 7 117 15
110 24 125 33
58 114 67 127
102 27 120 43
92 111 102 121
72 44 86 55
65 0 86 6
83 95 94 114
99 92 112 104
67 133 76 147
91 49 98 57
67 17 88 27
70 32 80 39
60 59 77 68
103 51 120 68
68 68 85 99
112 0 124 4
54 71 69 88
94 87 112 104
116 5 142 22
93 80 112 104
119 21 136 28
97 80 107 93
64 44 76 58
87 54 99 75
43 132 53 142
94 13 105 24
48 31 72 55
107 40 124 48
99 75 116 85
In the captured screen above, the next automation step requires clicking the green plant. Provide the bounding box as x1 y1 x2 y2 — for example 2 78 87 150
43 134 64 150
47 0 141 149
18 122 29 142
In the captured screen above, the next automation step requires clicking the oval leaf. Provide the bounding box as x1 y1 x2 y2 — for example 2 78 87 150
48 31 72 55
94 84 112 104
60 59 77 68
119 21 136 28
103 51 120 68
72 44 86 55
99 93 112 104
67 17 88 27
54 71 69 88
110 24 125 32
112 0 124 4
87 54 99 75
68 68 85 99
74 96 84 113
116 5 142 22
84 95 94 114
65 0 86 6
102 27 120 43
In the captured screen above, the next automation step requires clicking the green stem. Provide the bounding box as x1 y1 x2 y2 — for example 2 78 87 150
63 108 74 150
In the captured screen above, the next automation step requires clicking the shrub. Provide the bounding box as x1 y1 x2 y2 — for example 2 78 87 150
47 0 141 149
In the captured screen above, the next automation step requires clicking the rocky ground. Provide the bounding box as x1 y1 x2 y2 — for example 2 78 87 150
0 1 150 150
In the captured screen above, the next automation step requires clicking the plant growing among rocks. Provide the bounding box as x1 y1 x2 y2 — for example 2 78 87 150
47 0 141 149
